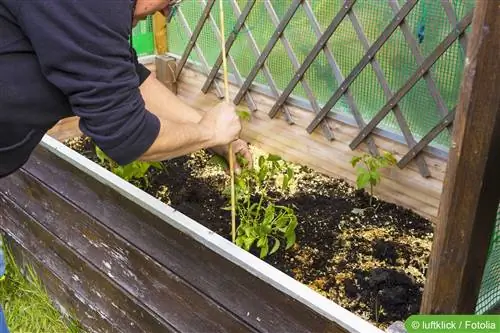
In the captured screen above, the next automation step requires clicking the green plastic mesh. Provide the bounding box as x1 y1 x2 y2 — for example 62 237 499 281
132 16 155 56
476 206 500 314
166 0 475 148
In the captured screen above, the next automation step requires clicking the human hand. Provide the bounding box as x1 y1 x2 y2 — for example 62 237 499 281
211 139 253 175
200 101 241 147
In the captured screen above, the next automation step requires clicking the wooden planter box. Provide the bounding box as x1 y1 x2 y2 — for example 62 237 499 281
0 135 384 333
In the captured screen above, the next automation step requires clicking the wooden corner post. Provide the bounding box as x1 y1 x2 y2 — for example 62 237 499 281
420 0 500 314
152 12 168 55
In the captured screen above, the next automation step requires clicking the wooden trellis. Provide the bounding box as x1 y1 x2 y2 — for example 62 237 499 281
172 0 474 178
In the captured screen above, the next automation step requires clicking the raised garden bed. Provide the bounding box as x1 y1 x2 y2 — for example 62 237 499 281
64 135 433 330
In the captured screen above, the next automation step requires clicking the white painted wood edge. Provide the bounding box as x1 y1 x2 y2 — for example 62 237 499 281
40 135 384 333
138 55 156 65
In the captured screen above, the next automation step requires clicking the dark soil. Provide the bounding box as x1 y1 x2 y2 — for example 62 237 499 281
65 136 434 329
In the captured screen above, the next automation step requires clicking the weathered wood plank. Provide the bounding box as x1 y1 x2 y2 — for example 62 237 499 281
397 109 455 168
5 241 117 333
153 12 167 55
156 55 178 94
22 146 349 333
0 170 255 333
0 197 154 333
420 0 500 313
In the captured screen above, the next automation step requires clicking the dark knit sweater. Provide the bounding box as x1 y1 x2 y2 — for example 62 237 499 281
0 0 160 177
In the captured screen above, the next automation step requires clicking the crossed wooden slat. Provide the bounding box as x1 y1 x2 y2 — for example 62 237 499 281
172 0 474 174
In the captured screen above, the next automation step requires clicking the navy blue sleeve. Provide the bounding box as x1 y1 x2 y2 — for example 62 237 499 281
17 0 160 165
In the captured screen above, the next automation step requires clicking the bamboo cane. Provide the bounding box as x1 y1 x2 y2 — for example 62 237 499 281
218 0 236 243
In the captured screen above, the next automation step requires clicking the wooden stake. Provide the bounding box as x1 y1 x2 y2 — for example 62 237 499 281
218 0 236 243
420 0 500 313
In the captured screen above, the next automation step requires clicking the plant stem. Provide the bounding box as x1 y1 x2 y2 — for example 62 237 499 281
218 0 236 243
229 145 236 242
369 183 373 206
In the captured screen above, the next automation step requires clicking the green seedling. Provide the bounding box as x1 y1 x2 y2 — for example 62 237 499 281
95 146 163 186
213 153 298 258
235 202 297 258
236 109 251 121
350 151 396 206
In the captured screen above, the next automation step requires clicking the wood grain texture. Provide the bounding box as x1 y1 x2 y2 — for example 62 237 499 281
0 169 255 333
155 55 178 94
13 146 350 333
0 195 170 333
420 0 500 314
153 12 167 55
4 241 118 333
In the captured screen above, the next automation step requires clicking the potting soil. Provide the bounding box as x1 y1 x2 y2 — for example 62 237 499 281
65 136 433 329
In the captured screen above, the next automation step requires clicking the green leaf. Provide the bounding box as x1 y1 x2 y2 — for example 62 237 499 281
366 158 376 172
113 166 125 178
287 216 298 232
264 205 275 224
370 171 381 184
282 175 290 190
383 151 397 165
236 110 252 121
151 161 164 170
236 177 246 191
236 154 249 168
259 241 269 258
235 237 244 247
261 224 272 235
285 231 296 249
267 154 281 162
258 156 265 168
258 165 268 183
356 171 371 189
95 147 107 165
209 155 229 170
350 156 362 167
243 226 253 237
257 237 267 248
243 237 256 251
139 163 150 175
270 238 280 255
275 216 288 229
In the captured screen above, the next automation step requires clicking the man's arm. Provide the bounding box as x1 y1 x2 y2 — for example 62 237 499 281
139 101 240 161
139 75 252 169
139 71 203 124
